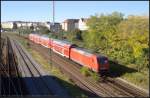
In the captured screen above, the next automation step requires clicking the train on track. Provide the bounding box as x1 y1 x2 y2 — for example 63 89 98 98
29 34 109 73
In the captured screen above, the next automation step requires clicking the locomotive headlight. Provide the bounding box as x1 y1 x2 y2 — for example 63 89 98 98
104 60 108 63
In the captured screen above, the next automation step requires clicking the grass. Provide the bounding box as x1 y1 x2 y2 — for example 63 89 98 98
109 61 149 90
10 33 89 97
122 72 149 90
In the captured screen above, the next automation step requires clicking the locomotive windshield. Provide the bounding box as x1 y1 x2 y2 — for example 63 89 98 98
97 56 108 65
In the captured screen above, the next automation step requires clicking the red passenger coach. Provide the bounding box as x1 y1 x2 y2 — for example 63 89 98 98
34 34 41 44
48 38 53 49
37 35 41 44
32 34 36 42
29 34 34 42
52 39 75 58
40 35 50 48
32 34 38 43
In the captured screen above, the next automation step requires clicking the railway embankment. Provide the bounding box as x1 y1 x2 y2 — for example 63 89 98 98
8 33 149 97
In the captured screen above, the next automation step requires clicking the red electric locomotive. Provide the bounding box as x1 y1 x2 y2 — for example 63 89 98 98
70 48 109 72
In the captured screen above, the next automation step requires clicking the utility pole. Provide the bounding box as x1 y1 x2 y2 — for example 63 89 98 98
49 0 55 66
53 1 55 27
0 22 2 96
0 24 1 62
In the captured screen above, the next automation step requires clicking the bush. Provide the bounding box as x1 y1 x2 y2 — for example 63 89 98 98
91 72 100 82
80 67 100 82
80 67 91 77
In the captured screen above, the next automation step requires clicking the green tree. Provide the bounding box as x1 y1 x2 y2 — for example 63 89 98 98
67 29 83 41
30 25 34 31
84 12 123 52
13 23 18 29
36 25 50 35
117 15 149 72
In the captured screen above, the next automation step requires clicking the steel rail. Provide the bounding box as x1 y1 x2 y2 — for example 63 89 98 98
7 37 23 95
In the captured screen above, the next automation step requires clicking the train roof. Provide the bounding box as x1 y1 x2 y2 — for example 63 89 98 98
29 33 107 58
30 33 40 36
73 47 107 57
32 33 73 46
41 35 49 38
73 47 94 57
53 39 74 46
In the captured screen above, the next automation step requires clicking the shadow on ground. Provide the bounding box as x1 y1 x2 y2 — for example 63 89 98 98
108 60 137 78
1 75 99 98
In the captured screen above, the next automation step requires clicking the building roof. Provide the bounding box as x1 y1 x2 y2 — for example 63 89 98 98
63 19 79 23
80 18 89 22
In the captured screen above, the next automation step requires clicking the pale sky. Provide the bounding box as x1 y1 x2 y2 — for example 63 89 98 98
1 1 149 22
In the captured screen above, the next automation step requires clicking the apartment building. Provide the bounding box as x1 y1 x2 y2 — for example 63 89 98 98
1 22 16 29
50 23 62 33
78 18 88 31
61 19 79 32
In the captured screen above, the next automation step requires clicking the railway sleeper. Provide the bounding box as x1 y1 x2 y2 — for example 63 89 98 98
9 38 39 95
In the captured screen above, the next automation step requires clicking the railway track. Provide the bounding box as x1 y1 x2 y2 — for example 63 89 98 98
105 77 149 97
1 38 5 50
54 51 147 97
52 52 136 97
1 37 26 96
24 36 149 97
23 39 126 96
8 37 69 96
1 37 7 66
53 50 149 97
